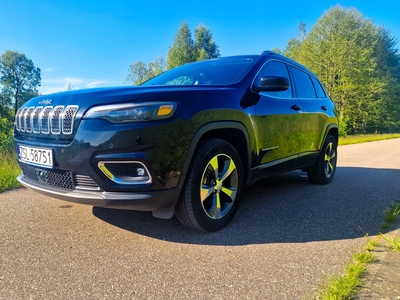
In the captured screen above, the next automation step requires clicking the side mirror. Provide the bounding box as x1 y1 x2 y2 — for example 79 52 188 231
254 76 289 92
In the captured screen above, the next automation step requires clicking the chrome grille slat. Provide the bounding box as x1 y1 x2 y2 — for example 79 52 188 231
32 107 43 133
51 106 64 134
15 105 79 135
19 107 28 132
62 106 78 134
41 106 52 134
15 108 22 131
25 107 35 133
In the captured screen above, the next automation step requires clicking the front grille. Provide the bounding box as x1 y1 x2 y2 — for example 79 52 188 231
15 105 79 135
20 164 75 191
20 164 100 192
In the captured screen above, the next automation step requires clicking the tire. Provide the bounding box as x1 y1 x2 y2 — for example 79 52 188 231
175 139 244 231
307 135 337 184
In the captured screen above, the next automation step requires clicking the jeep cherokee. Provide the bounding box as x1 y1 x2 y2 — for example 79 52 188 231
14 51 338 231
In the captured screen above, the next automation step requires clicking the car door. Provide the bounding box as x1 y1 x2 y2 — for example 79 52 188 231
288 66 332 155
251 60 303 165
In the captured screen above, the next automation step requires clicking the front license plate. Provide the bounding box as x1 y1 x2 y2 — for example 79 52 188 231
18 145 53 168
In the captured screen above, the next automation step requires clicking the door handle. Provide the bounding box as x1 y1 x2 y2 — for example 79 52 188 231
291 104 302 111
321 105 328 111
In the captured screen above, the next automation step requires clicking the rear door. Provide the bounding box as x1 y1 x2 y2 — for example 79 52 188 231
288 66 332 155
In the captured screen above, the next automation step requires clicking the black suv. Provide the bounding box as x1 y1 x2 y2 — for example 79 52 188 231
14 51 338 231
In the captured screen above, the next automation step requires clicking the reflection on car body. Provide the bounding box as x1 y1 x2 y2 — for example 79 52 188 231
14 51 338 231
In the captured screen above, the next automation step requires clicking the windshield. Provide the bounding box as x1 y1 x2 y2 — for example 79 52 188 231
142 56 257 86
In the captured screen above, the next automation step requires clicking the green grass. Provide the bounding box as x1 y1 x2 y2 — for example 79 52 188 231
381 235 400 252
339 133 400 146
315 251 376 300
363 236 379 252
314 200 400 300
381 202 400 230
0 151 21 192
380 201 400 252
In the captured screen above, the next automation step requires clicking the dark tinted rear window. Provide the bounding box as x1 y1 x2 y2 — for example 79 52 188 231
311 76 327 98
289 66 316 98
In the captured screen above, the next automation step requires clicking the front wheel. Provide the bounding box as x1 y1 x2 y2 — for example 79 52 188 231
175 139 244 231
307 135 337 184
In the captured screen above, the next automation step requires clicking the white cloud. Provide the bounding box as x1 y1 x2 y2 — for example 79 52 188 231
86 81 105 88
39 77 114 95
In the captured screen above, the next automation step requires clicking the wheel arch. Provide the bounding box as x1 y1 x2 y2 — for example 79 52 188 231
180 122 252 186
323 124 339 147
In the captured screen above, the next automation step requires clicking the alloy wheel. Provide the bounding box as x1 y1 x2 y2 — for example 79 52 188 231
200 154 238 219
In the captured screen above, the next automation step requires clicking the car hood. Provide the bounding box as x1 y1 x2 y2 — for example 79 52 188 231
23 86 164 110
22 85 238 112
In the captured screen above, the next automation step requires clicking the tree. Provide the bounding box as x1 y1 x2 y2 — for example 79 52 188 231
283 6 400 134
166 21 220 69
0 50 41 113
166 21 196 70
0 105 14 152
0 92 11 107
372 27 400 131
67 82 75 90
127 21 220 85
194 24 220 60
125 56 166 85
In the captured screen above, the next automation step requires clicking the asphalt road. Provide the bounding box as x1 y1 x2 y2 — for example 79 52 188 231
1 139 400 299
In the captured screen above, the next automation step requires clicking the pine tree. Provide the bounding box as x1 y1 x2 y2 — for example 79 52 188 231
194 24 220 60
166 21 196 70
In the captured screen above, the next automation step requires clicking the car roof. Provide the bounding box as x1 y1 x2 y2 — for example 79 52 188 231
260 50 316 77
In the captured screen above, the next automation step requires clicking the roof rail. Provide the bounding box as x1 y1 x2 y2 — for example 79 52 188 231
259 50 315 75
260 50 279 56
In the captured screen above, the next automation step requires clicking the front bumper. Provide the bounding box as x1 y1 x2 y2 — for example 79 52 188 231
14 114 192 217
17 172 181 213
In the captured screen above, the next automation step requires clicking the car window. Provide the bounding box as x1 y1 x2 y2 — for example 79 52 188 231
142 56 257 86
255 60 292 98
289 66 317 98
311 76 327 98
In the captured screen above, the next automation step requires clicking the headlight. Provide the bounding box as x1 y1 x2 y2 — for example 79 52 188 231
83 102 176 123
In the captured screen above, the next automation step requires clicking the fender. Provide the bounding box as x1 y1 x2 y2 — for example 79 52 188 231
322 123 339 148
177 121 253 188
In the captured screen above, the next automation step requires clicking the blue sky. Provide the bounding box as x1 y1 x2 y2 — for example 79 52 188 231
1 0 399 95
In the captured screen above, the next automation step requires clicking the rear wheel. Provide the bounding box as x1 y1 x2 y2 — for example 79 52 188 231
307 135 337 184
175 139 244 231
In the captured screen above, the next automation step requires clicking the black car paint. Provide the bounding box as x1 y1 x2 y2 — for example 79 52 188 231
14 52 338 217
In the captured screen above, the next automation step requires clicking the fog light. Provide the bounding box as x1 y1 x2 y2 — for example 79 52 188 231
137 168 145 176
98 161 151 185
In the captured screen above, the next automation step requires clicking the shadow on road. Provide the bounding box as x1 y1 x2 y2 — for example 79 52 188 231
93 167 400 246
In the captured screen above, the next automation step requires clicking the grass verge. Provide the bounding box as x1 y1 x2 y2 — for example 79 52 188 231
0 151 21 193
381 235 400 252
314 201 400 299
339 133 400 146
380 201 400 253
381 201 400 230
314 244 377 300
